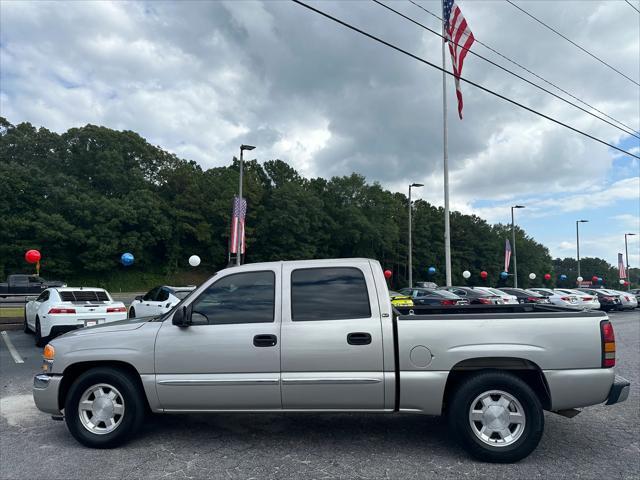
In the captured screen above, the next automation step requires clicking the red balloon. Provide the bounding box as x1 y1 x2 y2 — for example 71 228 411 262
544 273 551 281
624 281 629 286
25 249 41 264
480 271 488 279
591 276 599 283
383 269 392 279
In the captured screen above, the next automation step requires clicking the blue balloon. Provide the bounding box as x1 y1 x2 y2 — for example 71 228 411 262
598 277 603 283
560 274 567 281
500 271 508 279
120 252 134 266
428 266 436 275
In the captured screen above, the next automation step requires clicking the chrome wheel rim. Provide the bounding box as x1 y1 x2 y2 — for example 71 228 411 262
78 383 125 434
468 390 526 447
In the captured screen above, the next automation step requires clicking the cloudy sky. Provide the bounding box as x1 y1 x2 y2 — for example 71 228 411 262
1 0 639 267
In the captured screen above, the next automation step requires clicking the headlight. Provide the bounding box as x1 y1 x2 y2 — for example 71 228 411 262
42 344 55 373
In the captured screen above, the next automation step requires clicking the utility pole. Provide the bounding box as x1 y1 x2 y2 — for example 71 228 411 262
576 219 588 281
625 233 636 290
408 183 424 288
511 205 525 288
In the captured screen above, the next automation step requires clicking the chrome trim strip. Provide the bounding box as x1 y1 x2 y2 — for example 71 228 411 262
281 378 382 385
157 378 280 386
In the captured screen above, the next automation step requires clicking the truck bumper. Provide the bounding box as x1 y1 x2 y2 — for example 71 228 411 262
605 375 630 405
33 374 63 416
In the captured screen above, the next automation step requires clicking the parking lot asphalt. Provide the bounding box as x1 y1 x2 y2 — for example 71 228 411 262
1 310 638 480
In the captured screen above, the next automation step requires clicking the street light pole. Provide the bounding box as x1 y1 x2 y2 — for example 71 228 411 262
625 233 636 290
511 205 525 288
236 144 255 266
408 183 424 288
576 220 588 280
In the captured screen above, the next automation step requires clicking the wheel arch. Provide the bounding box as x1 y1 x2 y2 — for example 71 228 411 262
58 361 151 413
442 357 552 412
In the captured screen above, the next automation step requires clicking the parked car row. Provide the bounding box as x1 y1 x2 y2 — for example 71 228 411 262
389 285 638 311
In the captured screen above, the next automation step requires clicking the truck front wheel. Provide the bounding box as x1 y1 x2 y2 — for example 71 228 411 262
448 370 544 463
64 367 145 448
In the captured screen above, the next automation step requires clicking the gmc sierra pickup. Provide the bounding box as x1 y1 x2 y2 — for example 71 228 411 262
33 258 630 463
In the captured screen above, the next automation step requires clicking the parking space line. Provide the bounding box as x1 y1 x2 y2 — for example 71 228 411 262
1 331 24 364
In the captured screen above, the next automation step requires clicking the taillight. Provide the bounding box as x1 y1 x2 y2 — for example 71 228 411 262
600 320 615 368
107 306 127 313
624 296 629 301
478 297 491 304
603 296 615 301
561 296 571 301
526 297 540 303
440 299 457 306
48 307 76 314
583 296 593 301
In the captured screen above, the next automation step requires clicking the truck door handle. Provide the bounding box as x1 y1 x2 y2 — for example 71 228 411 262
253 334 277 347
347 332 372 345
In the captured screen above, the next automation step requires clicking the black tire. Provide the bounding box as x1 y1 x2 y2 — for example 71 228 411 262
64 367 145 448
448 370 544 463
23 309 32 334
35 317 47 347
128 307 136 319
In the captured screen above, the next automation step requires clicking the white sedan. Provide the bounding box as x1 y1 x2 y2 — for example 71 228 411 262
474 287 519 304
605 289 639 310
25 288 127 347
529 288 581 309
128 285 195 318
554 288 601 310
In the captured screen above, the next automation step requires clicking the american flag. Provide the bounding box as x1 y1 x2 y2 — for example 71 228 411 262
230 196 247 255
618 253 626 279
443 0 475 119
504 239 512 272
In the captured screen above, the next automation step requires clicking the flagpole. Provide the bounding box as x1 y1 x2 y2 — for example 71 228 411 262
442 1 452 287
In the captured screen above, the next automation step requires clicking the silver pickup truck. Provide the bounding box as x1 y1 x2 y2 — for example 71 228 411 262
33 258 630 463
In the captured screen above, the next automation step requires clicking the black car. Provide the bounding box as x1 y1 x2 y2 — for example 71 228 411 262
437 286 502 304
576 288 622 311
399 287 469 306
498 288 551 305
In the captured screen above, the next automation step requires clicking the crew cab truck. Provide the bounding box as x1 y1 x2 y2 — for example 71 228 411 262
0 274 65 295
33 259 630 463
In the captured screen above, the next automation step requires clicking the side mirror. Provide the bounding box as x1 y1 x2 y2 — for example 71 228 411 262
172 306 190 327
135 295 143 301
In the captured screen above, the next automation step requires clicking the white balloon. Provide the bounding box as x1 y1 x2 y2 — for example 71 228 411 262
188 255 201 267
462 270 471 279
529 273 536 280
576 276 583 282
619 279 625 285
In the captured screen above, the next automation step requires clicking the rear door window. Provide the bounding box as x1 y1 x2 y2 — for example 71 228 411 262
291 267 371 321
156 288 170 302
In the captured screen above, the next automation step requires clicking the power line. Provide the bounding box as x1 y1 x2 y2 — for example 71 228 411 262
625 1 640 14
408 0 640 137
506 0 640 87
290 0 640 160
373 0 640 139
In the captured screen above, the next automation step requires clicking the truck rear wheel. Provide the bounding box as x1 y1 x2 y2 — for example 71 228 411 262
64 367 145 448
448 370 544 463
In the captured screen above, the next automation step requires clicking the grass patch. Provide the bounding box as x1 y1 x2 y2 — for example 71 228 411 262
64 269 216 293
0 307 24 319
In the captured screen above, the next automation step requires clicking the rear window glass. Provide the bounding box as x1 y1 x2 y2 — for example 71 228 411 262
431 289 459 299
173 290 193 299
291 267 371 321
524 290 544 297
59 290 109 302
